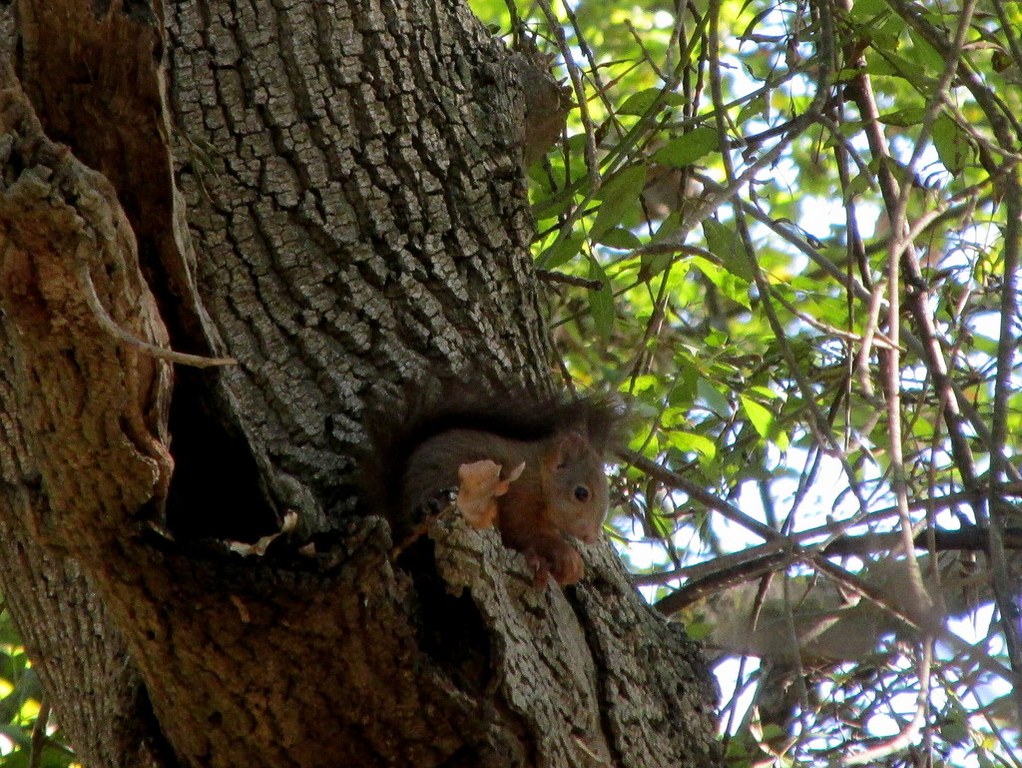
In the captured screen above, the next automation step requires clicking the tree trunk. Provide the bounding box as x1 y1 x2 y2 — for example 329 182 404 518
0 1 719 767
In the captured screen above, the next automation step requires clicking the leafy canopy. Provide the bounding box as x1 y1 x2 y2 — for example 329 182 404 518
470 0 1022 765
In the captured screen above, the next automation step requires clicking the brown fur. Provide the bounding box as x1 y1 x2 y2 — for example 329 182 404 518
360 384 619 585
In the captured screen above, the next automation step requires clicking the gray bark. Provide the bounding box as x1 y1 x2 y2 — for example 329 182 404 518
0 1 720 766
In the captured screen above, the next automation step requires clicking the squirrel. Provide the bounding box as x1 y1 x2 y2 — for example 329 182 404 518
361 386 617 586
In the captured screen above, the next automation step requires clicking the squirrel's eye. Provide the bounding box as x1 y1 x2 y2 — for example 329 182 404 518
574 486 590 502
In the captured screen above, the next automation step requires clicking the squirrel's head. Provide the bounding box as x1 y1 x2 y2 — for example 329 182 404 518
542 431 609 543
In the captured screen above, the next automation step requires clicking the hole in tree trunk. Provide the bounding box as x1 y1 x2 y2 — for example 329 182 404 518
165 368 279 543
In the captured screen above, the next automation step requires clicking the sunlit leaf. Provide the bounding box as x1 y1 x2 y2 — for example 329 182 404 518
666 430 717 462
619 88 687 116
689 255 752 308
537 234 585 269
878 106 925 126
850 0 890 20
652 127 719 168
740 395 773 438
702 219 753 281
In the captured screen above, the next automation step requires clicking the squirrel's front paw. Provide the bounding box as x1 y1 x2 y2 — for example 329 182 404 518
525 550 552 587
525 542 583 587
549 546 584 585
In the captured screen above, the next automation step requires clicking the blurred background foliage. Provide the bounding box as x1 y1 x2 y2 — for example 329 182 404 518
469 0 1022 765
0 605 73 768
4 0 1022 766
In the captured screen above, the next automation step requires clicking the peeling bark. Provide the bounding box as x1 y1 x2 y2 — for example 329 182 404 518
0 75 174 768
0 1 720 767
0 81 173 549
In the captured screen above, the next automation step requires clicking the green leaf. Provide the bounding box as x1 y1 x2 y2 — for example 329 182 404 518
850 0 890 20
619 88 686 116
702 219 753 280
660 405 690 429
682 620 713 641
907 30 945 77
639 250 675 280
932 113 971 174
740 395 773 438
689 255 752 308
866 51 930 85
0 668 41 723
843 170 873 202
878 106 926 126
697 378 731 418
590 165 647 241
531 187 575 221
629 374 660 395
598 227 643 250
536 234 585 269
937 709 969 745
737 94 768 126
588 258 615 339
666 430 717 462
0 722 32 748
748 384 781 400
0 611 23 646
703 328 728 348
649 212 683 245
652 127 719 168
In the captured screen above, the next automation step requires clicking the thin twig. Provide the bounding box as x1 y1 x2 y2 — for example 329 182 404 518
29 701 49 768
78 260 236 368
535 0 601 191
534 268 603 290
884 0 1022 721
842 643 932 765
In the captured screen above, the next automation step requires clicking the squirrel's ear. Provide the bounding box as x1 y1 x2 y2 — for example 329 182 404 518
551 431 589 468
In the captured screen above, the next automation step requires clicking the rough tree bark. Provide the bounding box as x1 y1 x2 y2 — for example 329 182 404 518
0 1 719 767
